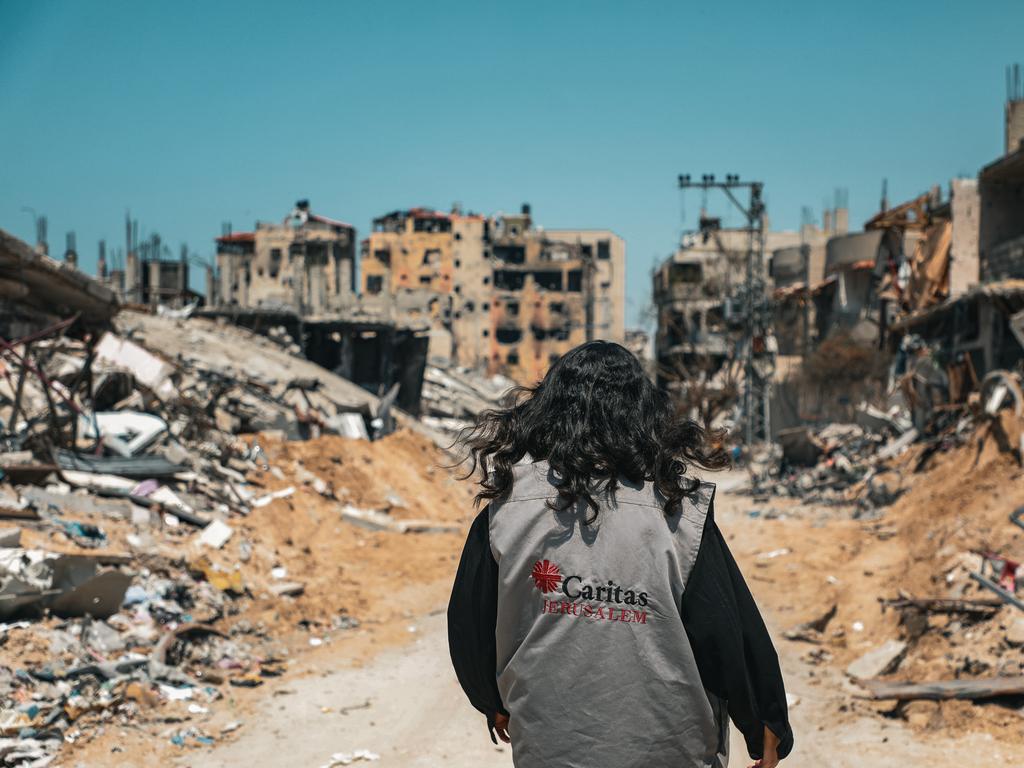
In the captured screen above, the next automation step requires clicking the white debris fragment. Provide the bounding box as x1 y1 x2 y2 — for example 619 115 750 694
252 486 295 508
320 749 381 767
159 684 194 701
197 519 234 549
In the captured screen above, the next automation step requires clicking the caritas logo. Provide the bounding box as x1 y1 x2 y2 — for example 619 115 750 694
529 559 650 625
530 560 563 593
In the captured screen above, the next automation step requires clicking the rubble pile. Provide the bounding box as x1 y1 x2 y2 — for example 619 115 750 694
0 310 466 765
419 365 515 439
760 406 1024 742
761 373 983 516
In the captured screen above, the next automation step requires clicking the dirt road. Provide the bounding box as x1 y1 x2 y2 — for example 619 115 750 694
184 475 1017 768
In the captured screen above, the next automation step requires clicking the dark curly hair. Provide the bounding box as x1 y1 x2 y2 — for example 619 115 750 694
458 340 729 519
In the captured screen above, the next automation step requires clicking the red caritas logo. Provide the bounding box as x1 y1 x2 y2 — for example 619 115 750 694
530 560 562 593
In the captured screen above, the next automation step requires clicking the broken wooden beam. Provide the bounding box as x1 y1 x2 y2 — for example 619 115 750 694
859 675 1024 701
881 596 1004 616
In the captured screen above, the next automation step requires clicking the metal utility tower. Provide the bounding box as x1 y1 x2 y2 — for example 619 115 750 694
677 173 772 447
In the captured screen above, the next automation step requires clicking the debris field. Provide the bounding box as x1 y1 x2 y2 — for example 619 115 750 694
0 309 474 766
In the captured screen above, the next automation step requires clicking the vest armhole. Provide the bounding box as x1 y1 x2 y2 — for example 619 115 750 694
680 482 716 583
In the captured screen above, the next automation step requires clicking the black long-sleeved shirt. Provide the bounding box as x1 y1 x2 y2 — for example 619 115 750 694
447 501 794 760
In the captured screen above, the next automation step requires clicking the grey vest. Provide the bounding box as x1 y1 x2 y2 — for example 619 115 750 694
490 460 727 768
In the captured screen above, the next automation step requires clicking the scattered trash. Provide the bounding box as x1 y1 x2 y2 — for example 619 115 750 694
0 244 505 765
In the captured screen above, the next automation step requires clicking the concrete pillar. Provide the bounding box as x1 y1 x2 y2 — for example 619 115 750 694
125 251 139 302
950 178 980 297
834 208 849 235
1006 100 1024 155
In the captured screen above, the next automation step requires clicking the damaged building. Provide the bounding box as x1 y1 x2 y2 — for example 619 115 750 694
214 200 357 315
208 201 425 414
0 227 119 339
360 204 625 383
979 121 1024 284
768 183 980 433
652 217 819 397
42 220 203 311
768 218 836 356
885 99 1024 387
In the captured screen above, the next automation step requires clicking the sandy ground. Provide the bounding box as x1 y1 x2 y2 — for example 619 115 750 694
159 472 1022 768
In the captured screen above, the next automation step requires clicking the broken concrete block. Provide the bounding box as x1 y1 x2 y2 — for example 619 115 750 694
269 581 305 597
293 463 332 498
340 505 460 534
340 505 398 532
251 486 295 508
94 331 178 401
0 528 20 547
130 504 153 528
324 412 369 440
1007 617 1024 647
876 428 919 460
162 441 193 466
78 411 168 457
215 407 242 434
846 639 907 679
197 519 234 549
20 486 133 520
0 489 36 520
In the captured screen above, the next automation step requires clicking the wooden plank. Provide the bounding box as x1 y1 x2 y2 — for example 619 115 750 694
860 676 1024 701
882 597 1003 615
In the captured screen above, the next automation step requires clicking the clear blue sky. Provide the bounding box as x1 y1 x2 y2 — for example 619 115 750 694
1 1 1020 327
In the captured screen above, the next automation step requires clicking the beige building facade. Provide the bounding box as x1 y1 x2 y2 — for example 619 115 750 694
215 200 356 315
360 204 626 383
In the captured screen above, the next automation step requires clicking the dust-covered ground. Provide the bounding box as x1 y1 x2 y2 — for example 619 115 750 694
81 462 1023 768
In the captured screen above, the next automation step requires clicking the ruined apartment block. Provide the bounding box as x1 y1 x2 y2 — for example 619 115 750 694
360 204 625 382
215 200 356 315
653 223 810 390
359 207 490 366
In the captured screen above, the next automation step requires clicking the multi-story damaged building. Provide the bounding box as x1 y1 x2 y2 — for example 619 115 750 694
87 216 205 309
768 225 831 356
360 207 490 366
359 204 625 383
652 220 812 392
209 200 427 415
214 200 356 314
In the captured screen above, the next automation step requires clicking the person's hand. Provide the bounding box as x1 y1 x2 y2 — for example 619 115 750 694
749 726 780 768
494 712 511 743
